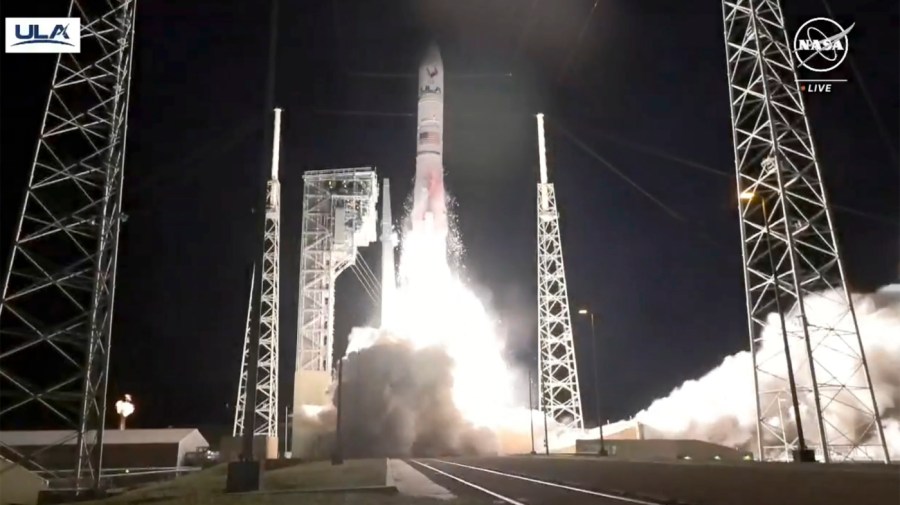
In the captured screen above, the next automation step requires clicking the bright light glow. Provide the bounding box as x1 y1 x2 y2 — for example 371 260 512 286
578 309 588 315
386 223 514 429
739 190 756 201
342 172 536 449
115 394 134 418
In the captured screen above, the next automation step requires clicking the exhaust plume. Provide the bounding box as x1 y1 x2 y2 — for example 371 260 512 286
635 285 900 459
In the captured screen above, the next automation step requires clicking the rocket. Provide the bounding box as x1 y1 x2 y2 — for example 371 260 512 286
411 43 447 235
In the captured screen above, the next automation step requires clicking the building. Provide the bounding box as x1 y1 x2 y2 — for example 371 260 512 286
576 438 751 461
0 455 47 505
572 420 751 461
0 428 210 472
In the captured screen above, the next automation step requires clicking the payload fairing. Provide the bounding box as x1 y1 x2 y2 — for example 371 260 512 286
411 43 447 236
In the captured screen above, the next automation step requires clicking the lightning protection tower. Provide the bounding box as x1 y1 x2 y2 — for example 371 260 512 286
0 0 137 490
291 167 378 457
535 114 584 432
233 108 283 440
722 0 888 462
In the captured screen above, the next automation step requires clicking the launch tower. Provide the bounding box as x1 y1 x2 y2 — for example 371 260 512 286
233 108 283 445
380 179 397 326
535 114 584 431
292 167 378 456
0 1 137 490
722 0 888 462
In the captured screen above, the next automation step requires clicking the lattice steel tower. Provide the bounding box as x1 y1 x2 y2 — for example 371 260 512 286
0 0 137 489
233 108 283 438
535 114 584 431
722 0 888 462
291 167 377 455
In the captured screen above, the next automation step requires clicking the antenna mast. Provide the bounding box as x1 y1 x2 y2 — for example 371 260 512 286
722 0 888 462
234 108 283 439
0 1 138 491
535 113 584 432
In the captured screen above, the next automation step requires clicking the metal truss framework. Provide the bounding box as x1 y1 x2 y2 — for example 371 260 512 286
233 268 256 437
722 0 888 462
0 0 137 489
233 109 283 438
535 114 584 431
296 168 378 374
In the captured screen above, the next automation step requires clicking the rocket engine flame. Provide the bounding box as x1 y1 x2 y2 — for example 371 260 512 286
295 43 542 457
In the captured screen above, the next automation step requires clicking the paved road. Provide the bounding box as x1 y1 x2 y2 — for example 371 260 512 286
412 458 670 505
411 455 900 505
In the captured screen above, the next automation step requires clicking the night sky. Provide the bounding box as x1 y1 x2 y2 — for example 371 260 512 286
1 0 897 441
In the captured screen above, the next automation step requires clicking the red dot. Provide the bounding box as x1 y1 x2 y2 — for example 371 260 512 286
801 85 806 91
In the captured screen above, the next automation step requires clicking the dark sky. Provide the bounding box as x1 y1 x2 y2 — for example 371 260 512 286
1 0 897 436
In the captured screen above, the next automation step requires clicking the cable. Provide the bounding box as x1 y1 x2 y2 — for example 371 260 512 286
511 0 541 63
819 0 899 167
557 0 600 83
349 263 375 301
582 127 898 226
356 253 381 289
552 120 738 252
313 108 414 118
121 121 262 220
350 263 378 304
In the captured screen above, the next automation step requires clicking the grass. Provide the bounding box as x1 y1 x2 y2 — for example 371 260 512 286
75 459 495 505
77 459 401 505
265 459 386 491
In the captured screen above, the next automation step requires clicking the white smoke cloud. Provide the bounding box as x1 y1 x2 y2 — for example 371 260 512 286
635 285 900 460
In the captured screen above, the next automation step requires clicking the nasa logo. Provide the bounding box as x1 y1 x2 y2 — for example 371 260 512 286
792 17 853 73
4 18 81 54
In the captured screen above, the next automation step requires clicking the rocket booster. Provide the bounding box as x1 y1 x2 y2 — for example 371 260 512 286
411 43 447 235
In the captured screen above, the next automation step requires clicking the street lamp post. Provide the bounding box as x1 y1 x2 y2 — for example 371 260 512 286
740 188 813 462
284 406 292 457
331 357 345 465
528 368 537 455
578 308 607 456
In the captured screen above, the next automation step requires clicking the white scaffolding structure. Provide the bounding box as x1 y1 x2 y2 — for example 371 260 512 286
0 1 137 491
722 0 888 462
535 114 584 431
233 108 283 438
295 168 378 374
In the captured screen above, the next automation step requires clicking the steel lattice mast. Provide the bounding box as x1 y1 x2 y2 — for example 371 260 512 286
233 267 256 436
722 0 889 462
535 114 584 431
233 109 283 438
0 0 137 490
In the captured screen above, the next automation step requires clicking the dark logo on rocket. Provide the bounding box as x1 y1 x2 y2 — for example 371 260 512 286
426 66 439 78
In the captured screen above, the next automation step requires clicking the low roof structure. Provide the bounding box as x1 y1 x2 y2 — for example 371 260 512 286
0 428 201 447
0 429 209 471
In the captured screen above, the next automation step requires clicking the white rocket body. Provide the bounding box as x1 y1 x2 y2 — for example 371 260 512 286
411 43 446 235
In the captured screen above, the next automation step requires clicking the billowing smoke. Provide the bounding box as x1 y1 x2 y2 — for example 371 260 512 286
334 328 499 457
635 285 900 459
293 198 530 457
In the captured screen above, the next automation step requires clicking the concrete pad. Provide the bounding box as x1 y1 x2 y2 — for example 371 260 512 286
387 458 455 500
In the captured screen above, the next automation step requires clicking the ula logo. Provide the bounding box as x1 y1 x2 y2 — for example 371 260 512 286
5 18 81 53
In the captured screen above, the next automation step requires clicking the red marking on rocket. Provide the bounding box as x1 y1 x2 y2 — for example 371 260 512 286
411 43 447 235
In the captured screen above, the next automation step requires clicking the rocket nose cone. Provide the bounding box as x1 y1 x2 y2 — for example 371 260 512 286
422 42 442 66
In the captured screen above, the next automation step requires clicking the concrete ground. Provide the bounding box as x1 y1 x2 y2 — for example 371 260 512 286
72 455 899 505
411 455 900 505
